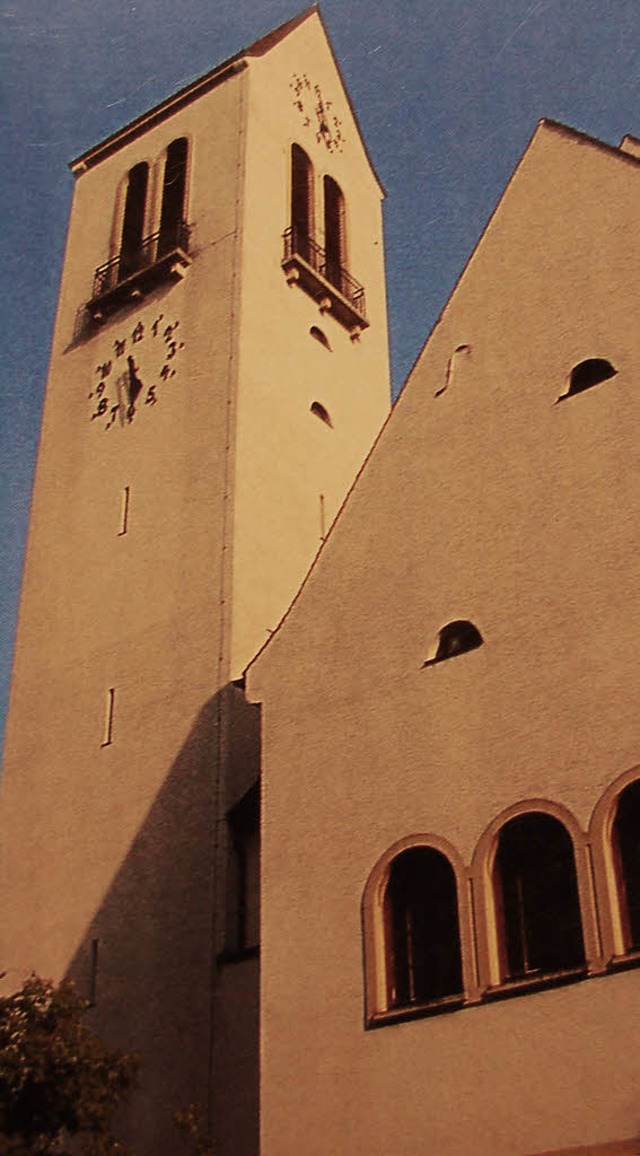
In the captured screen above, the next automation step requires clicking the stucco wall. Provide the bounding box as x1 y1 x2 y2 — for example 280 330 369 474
250 123 640 1156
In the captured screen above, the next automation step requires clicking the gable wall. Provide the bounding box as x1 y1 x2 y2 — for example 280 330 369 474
250 124 640 1156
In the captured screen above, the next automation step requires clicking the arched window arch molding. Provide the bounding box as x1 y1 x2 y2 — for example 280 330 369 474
589 765 640 962
362 832 477 1025
289 141 316 259
320 172 349 255
111 159 152 269
109 135 193 270
156 134 193 248
471 799 600 990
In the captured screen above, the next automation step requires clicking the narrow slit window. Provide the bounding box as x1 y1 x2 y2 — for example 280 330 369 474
384 846 463 1009
323 175 346 294
118 486 130 536
101 688 115 748
291 144 314 262
423 620 483 666
492 812 585 981
612 779 640 952
119 162 149 281
225 783 260 956
158 137 188 257
310 401 332 427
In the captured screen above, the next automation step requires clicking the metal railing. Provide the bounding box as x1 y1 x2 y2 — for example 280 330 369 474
282 227 367 321
92 220 191 300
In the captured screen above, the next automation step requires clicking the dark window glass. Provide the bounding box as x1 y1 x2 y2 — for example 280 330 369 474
384 847 463 1008
291 145 313 261
158 138 188 256
613 780 640 951
119 162 149 280
493 812 585 980
425 620 483 666
323 175 346 293
567 358 617 395
226 783 260 955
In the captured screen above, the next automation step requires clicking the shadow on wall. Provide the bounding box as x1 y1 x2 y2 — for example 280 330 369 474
65 684 261 1156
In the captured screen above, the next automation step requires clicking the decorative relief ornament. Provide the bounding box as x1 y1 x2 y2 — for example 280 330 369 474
290 73 345 152
87 313 185 431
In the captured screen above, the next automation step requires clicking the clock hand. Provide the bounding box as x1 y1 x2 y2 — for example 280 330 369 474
127 354 144 406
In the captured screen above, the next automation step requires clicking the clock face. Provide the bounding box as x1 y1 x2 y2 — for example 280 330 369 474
290 73 345 153
87 311 185 431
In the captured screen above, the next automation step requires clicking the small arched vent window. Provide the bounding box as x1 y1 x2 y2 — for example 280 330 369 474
424 620 483 666
158 137 189 256
384 846 463 1009
563 358 617 398
310 326 331 350
310 401 333 427
612 779 640 952
493 812 585 981
119 161 149 281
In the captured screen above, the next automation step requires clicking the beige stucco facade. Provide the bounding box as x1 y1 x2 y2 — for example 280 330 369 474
0 10 389 1156
248 122 640 1156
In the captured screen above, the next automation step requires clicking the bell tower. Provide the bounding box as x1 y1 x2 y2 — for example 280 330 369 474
0 9 390 1156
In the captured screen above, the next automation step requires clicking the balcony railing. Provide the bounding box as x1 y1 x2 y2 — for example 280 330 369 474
87 220 191 320
282 227 368 331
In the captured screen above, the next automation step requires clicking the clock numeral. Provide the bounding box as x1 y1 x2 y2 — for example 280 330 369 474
145 387 157 406
91 397 108 420
105 404 120 431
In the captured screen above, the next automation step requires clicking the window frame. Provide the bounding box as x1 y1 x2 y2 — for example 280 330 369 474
362 833 477 1027
472 799 600 992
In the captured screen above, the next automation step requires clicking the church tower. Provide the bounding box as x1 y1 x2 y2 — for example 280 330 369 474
0 9 390 1155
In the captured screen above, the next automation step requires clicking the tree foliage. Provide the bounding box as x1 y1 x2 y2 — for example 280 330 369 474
0 975 138 1156
172 1103 213 1156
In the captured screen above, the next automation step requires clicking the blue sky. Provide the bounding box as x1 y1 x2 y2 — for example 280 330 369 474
2 0 640 743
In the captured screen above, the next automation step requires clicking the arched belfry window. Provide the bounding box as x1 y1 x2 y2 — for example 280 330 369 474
158 137 189 256
493 812 585 981
563 358 617 397
323 175 346 294
384 846 463 1008
424 620 483 666
291 144 314 261
612 778 640 952
119 161 149 280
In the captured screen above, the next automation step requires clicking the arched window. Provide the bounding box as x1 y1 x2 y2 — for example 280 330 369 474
424 620 483 666
158 137 189 256
384 846 463 1008
612 779 640 952
119 161 149 280
323 176 346 294
291 144 314 262
564 358 617 397
493 812 585 980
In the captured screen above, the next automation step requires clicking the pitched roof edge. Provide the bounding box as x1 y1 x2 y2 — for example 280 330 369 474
314 6 386 197
70 6 318 174
539 117 640 168
397 117 640 398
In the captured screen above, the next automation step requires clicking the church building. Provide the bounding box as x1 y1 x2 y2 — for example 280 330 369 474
3 6 640 1156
